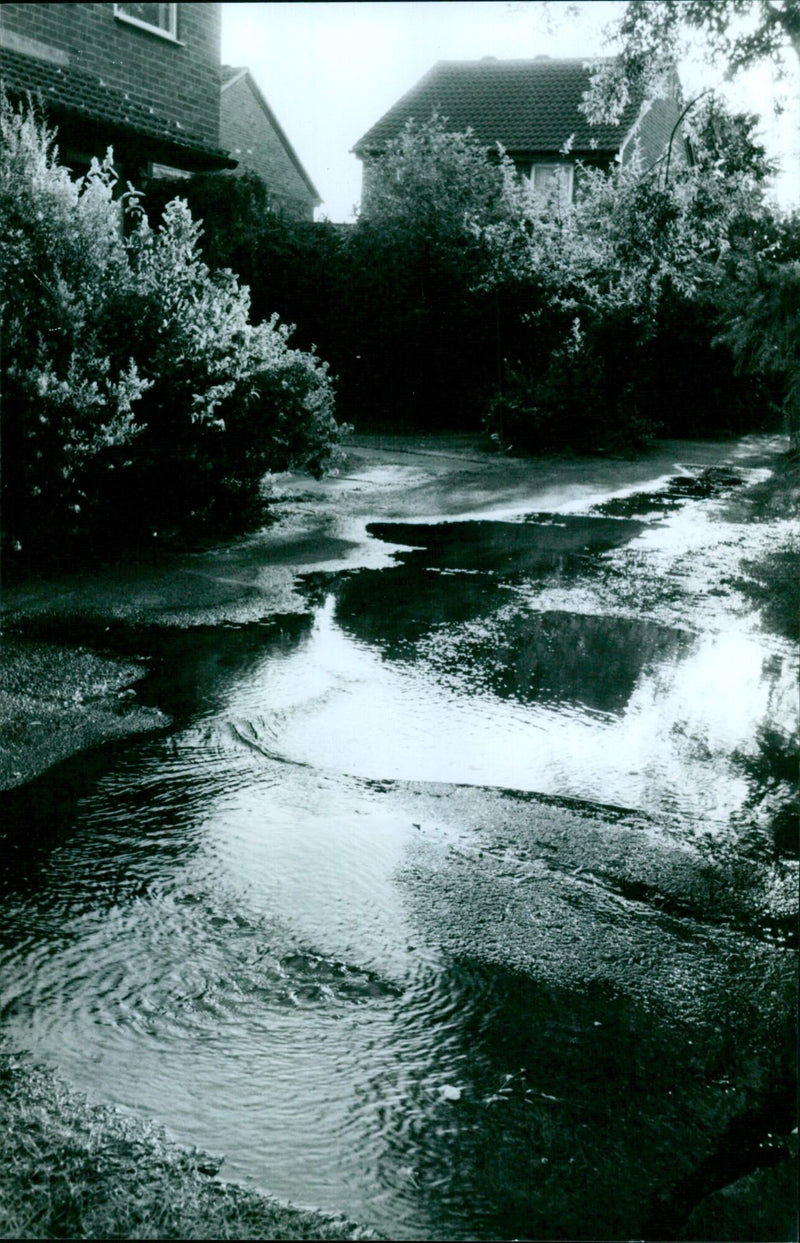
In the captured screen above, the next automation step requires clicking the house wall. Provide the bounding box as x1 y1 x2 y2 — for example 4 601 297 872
220 74 315 220
622 96 690 172
0 3 221 148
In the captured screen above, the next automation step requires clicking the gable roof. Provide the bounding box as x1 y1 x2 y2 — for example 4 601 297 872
352 57 646 159
221 65 321 205
0 46 235 170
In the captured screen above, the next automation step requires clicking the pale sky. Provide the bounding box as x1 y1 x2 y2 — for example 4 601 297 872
221 1 800 221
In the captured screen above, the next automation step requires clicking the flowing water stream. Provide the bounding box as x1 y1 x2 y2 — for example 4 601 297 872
0 443 796 1240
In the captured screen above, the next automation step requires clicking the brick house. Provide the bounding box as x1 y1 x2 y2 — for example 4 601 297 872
220 66 320 220
353 57 692 210
0 3 236 184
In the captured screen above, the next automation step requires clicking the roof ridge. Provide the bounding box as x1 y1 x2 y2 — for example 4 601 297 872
221 66 321 204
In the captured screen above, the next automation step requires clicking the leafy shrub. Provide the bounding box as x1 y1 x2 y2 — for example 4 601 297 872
144 169 272 290
480 123 790 450
0 95 343 567
100 198 341 541
0 95 148 558
486 315 656 455
141 108 790 453
155 120 509 431
717 254 800 451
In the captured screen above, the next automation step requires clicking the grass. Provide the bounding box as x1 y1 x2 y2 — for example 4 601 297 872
0 1050 379 1240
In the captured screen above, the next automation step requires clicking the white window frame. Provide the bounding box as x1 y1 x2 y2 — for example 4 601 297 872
529 162 574 206
113 3 179 42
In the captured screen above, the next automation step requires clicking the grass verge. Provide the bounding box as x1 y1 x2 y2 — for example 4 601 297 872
0 1050 379 1240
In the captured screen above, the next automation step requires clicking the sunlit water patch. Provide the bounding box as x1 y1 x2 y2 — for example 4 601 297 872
195 590 794 833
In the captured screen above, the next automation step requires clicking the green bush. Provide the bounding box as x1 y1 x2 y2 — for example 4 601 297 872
0 96 148 559
0 95 343 567
101 198 341 541
486 314 656 456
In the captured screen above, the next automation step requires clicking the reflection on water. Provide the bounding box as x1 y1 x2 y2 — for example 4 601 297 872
592 467 746 518
0 488 796 1239
368 514 644 574
0 735 792 1239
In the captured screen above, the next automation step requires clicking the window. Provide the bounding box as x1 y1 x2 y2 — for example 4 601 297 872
113 4 178 40
530 163 574 205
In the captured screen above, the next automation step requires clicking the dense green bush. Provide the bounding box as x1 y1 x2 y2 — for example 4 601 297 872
137 110 793 455
0 97 147 559
479 117 791 451
0 96 342 567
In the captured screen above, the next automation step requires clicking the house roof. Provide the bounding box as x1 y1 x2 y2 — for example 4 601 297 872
0 46 236 171
352 57 646 158
221 65 321 204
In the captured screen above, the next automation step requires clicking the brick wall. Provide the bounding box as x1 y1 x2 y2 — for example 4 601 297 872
0 3 221 147
220 73 316 220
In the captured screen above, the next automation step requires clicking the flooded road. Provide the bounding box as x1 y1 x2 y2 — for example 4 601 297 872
0 435 797 1240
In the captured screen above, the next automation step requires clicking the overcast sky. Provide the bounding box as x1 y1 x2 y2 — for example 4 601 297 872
221 1 800 221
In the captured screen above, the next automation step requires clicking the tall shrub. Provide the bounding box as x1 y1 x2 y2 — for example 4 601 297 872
0 95 342 566
0 96 147 559
347 115 513 427
718 255 800 452
102 198 341 540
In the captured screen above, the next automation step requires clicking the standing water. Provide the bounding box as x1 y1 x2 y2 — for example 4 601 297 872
0 437 796 1240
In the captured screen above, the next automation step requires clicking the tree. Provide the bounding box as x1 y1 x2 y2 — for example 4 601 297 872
476 106 786 451
575 2 800 453
686 97 777 184
358 112 511 245
345 115 515 426
583 0 800 124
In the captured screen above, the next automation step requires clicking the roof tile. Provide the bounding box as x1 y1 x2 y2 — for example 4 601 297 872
0 47 231 163
353 58 644 157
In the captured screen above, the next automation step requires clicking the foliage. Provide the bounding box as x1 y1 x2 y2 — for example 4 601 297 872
146 111 794 456
686 97 777 185
0 95 148 557
0 95 342 567
477 114 790 450
583 1 800 126
483 114 770 316
145 169 273 291
359 112 511 243
341 115 514 426
717 252 800 449
144 171 349 365
101 198 340 540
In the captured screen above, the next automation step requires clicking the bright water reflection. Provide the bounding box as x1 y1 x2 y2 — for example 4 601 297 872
212 588 793 830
